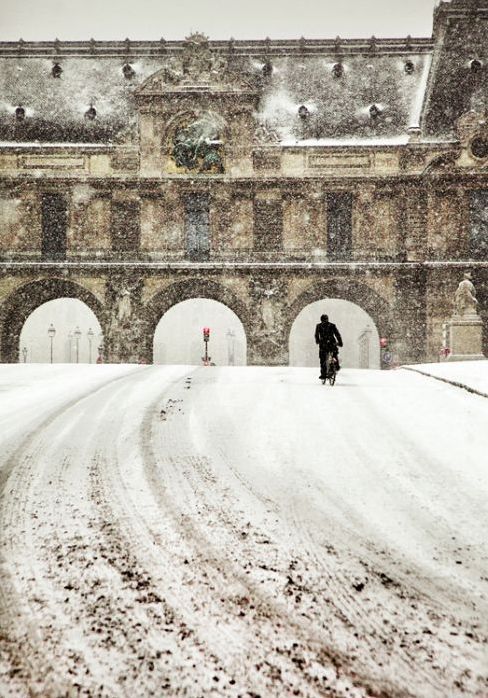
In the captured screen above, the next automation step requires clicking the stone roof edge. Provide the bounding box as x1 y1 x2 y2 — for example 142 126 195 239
0 37 434 58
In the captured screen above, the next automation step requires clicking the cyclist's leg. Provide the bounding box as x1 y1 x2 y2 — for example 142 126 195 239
319 346 327 378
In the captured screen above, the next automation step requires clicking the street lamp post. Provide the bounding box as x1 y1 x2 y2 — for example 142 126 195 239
226 328 235 366
87 327 94 364
202 327 211 366
48 323 56 364
22 346 27 363
68 331 73 363
74 326 82 363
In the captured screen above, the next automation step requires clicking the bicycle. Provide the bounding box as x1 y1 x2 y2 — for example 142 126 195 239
321 351 337 386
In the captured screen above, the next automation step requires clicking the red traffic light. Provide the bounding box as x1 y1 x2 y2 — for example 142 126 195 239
380 337 388 348
203 327 210 340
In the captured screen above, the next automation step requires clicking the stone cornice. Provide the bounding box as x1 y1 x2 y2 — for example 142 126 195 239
1 261 487 273
0 37 434 59
0 171 486 188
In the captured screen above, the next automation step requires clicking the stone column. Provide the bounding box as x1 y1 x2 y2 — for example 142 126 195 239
247 277 289 365
105 277 149 363
393 267 428 364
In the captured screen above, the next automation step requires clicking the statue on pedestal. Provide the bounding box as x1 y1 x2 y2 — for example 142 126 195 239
445 272 484 361
454 272 478 317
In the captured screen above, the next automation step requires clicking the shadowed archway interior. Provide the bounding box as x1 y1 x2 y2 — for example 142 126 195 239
153 298 247 365
0 278 105 363
144 278 251 362
286 279 394 368
289 298 381 368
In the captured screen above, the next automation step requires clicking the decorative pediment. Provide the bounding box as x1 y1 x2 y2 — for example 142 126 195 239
135 33 258 98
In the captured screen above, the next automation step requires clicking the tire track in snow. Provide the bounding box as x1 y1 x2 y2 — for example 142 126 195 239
137 371 387 698
84 367 254 696
100 371 356 697
173 370 421 691
0 367 156 696
283 374 488 698
0 368 145 695
37 366 227 697
159 367 488 698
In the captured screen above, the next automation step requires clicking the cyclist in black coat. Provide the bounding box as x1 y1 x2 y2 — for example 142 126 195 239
315 314 343 380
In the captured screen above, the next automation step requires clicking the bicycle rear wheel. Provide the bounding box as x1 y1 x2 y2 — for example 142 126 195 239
325 353 336 386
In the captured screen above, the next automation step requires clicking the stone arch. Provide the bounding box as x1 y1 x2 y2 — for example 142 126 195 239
143 278 252 361
0 278 105 363
285 278 395 360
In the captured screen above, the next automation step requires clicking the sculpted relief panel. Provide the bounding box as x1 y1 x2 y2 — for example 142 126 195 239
171 112 226 174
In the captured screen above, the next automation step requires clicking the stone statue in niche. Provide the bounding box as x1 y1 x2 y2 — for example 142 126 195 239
172 112 225 173
455 272 479 317
117 287 132 324
250 279 286 346
108 281 137 333
106 280 146 362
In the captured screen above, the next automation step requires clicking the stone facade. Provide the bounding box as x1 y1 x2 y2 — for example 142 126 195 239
0 0 487 364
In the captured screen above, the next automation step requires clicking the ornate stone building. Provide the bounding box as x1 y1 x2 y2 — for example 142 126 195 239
0 0 487 364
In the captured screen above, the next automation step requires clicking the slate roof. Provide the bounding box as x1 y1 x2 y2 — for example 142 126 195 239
0 5 485 148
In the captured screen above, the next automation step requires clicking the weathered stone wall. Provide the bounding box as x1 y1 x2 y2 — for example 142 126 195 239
0 168 487 366
0 21 486 364
0 188 41 255
0 262 452 365
2 175 482 265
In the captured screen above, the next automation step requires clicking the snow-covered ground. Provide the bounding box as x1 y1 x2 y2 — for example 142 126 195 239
0 363 487 697
404 360 488 397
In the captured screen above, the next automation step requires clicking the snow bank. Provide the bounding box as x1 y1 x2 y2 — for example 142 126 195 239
403 360 488 397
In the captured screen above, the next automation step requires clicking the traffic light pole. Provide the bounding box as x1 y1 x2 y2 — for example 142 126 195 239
202 327 211 366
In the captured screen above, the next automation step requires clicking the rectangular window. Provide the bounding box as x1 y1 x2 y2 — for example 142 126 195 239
326 192 352 260
111 199 140 252
253 198 282 252
469 190 488 258
185 194 210 261
41 193 67 259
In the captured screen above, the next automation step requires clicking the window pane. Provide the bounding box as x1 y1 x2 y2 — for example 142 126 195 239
470 190 488 258
111 200 140 252
41 193 67 260
253 199 282 252
327 192 352 260
185 194 210 261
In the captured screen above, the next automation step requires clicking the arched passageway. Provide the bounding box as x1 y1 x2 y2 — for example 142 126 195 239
19 298 103 364
286 279 395 369
153 298 247 365
0 279 105 363
289 298 381 369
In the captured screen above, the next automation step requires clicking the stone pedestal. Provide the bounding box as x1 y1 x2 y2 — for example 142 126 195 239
447 315 485 361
